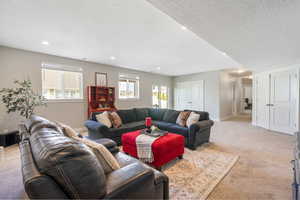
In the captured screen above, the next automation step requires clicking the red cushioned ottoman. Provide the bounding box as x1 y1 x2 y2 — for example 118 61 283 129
122 130 185 170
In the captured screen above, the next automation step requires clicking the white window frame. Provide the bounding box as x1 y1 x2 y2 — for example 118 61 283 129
41 63 84 102
118 73 140 100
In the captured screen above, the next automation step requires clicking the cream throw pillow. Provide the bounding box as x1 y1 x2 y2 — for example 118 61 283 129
186 112 200 127
55 122 80 138
56 122 120 174
96 111 112 128
75 137 120 174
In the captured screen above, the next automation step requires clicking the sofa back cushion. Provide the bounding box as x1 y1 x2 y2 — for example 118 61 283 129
29 116 107 199
148 108 167 121
134 108 149 121
163 109 180 123
184 110 209 121
117 109 137 124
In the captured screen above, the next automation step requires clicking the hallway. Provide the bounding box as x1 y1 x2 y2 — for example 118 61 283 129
208 115 294 199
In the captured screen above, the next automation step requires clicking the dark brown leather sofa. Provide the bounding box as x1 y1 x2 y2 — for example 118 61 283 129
19 115 169 199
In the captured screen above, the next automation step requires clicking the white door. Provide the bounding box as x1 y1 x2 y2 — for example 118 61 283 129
191 80 205 111
254 73 270 129
174 81 205 111
269 69 299 134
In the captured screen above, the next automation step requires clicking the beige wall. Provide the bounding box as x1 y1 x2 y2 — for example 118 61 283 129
173 70 237 121
0 46 172 130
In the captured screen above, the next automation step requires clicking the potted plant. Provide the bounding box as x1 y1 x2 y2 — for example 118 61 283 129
0 79 46 119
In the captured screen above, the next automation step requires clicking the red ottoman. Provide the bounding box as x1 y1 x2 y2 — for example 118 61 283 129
122 130 185 170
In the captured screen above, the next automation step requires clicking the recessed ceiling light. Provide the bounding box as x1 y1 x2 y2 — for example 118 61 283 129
181 26 187 30
41 41 49 45
156 67 161 70
110 56 116 60
222 52 227 56
237 69 244 74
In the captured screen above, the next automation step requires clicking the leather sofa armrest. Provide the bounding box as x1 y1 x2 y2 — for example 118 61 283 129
93 138 119 154
84 120 108 134
189 120 214 133
20 140 68 199
105 163 155 199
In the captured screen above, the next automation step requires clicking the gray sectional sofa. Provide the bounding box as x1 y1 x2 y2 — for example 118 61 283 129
85 108 214 150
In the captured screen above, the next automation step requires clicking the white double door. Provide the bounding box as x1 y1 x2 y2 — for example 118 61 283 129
174 80 205 111
254 68 299 134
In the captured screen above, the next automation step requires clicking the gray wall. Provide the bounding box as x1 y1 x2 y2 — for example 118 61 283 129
0 46 172 130
173 71 221 120
219 71 235 120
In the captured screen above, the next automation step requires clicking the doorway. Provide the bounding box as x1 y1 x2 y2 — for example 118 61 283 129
253 68 299 134
152 85 169 109
231 71 253 120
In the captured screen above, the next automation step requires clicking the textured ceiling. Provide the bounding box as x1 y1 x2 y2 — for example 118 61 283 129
0 0 241 76
147 0 300 72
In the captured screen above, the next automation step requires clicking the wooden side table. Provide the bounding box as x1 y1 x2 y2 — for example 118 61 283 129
0 130 19 147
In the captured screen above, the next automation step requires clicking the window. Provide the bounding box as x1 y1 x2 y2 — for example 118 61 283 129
119 74 139 99
152 85 169 108
42 63 83 100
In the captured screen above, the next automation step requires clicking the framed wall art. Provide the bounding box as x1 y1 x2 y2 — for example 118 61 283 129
95 72 107 87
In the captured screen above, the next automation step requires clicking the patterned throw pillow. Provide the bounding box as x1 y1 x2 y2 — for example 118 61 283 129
96 111 112 128
186 112 200 127
176 111 191 127
109 112 122 128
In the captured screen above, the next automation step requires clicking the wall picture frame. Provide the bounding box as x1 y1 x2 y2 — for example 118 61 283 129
95 72 107 86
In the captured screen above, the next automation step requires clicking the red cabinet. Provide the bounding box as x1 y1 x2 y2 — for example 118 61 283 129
87 86 116 118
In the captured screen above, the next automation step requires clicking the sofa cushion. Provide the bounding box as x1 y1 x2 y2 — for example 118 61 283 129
29 122 107 199
96 111 112 128
152 120 174 130
108 121 145 138
186 112 201 127
152 121 188 137
167 124 188 137
162 110 180 123
91 112 102 121
134 108 149 121
184 110 209 121
117 109 137 124
149 108 167 121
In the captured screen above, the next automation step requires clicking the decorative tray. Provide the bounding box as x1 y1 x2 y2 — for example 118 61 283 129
141 129 168 137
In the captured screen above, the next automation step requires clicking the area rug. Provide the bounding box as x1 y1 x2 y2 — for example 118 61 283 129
163 144 239 200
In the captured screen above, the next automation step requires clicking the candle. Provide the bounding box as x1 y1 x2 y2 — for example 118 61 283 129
145 117 152 128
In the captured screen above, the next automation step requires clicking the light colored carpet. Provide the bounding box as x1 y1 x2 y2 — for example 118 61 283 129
164 145 239 200
0 115 294 199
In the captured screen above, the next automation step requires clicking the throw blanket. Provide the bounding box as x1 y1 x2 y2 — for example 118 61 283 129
136 134 159 163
